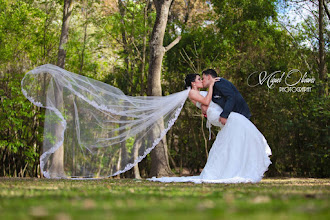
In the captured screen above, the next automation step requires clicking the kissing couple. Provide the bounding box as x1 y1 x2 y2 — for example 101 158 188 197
148 69 272 183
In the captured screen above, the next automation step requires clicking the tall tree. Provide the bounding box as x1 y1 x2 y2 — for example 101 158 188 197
117 0 131 93
318 0 327 95
147 0 181 177
283 0 328 95
51 0 73 178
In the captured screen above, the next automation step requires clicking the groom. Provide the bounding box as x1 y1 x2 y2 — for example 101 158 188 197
202 69 251 125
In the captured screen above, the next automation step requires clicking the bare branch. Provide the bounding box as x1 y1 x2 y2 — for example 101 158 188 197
192 41 198 57
324 0 330 20
164 35 182 52
132 41 143 62
201 116 209 159
297 10 319 39
304 2 319 20
180 49 198 73
278 21 312 71
210 52 220 67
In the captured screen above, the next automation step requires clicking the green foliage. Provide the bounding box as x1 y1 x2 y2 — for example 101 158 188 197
91 0 156 95
0 0 328 177
0 0 61 177
0 71 44 177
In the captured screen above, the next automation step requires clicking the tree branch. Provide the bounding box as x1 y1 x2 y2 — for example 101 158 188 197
297 10 319 39
324 0 330 20
278 21 312 71
180 48 198 73
164 35 182 52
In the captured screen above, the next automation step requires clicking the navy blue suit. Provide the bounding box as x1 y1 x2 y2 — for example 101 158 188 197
212 78 251 119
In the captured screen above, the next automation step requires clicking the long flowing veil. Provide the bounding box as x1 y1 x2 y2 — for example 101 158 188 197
21 64 189 178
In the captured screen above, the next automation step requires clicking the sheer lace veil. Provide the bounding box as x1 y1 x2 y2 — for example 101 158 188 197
21 64 190 178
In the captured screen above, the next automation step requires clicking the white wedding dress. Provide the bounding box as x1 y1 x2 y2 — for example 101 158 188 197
148 92 272 184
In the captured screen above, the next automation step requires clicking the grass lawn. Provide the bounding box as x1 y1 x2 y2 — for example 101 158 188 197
0 177 329 220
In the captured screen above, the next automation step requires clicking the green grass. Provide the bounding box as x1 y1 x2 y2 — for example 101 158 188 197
0 178 329 220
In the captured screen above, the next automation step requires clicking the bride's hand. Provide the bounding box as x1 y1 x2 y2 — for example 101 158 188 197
210 77 220 86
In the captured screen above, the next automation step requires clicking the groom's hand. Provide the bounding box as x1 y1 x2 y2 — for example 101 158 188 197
219 117 227 125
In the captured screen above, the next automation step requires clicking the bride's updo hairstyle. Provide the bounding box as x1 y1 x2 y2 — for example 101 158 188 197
184 73 199 89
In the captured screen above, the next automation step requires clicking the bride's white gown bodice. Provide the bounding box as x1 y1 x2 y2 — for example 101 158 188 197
148 91 272 184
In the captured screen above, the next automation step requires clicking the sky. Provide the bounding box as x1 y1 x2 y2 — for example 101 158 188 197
276 0 329 49
277 0 317 28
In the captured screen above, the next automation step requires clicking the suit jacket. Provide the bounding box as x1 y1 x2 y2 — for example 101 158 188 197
212 78 251 119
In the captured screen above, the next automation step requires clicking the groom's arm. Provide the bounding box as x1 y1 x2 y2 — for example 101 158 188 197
214 81 235 119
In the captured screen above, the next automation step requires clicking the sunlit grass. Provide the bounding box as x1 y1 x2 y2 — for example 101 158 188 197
0 178 329 219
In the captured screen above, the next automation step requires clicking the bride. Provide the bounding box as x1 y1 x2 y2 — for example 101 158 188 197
148 74 272 183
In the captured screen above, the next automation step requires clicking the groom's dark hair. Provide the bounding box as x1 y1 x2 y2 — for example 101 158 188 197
202 69 217 78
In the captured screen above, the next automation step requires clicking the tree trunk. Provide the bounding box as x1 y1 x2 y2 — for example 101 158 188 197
133 138 142 179
147 0 181 177
50 85 66 178
79 0 88 74
118 0 131 94
50 0 73 178
323 0 330 20
57 0 73 68
140 0 151 96
318 0 327 95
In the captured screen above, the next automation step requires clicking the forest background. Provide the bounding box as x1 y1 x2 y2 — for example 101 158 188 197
0 0 328 178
